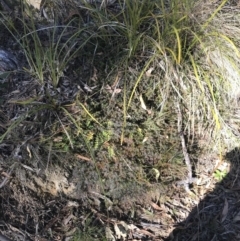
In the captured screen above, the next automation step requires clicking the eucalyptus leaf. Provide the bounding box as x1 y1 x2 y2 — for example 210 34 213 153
0 71 12 79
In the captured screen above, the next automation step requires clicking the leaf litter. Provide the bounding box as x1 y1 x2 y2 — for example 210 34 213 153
0 1 240 241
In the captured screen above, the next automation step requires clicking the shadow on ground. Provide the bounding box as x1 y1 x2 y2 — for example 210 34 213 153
165 148 240 241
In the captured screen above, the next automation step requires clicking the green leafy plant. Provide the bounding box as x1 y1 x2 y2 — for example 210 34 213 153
70 215 107 241
213 169 228 181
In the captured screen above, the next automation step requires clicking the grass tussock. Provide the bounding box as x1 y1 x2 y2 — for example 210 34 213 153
1 0 240 239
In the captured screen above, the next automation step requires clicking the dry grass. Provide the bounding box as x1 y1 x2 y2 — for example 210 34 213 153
0 0 240 240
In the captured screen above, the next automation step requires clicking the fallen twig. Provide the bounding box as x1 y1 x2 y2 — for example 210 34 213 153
176 102 197 192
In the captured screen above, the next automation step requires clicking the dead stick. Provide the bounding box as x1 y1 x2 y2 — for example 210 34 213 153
176 103 195 190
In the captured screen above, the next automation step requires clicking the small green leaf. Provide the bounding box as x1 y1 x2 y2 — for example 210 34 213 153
213 169 227 181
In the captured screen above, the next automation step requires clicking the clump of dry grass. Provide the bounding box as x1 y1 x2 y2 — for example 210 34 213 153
1 0 240 240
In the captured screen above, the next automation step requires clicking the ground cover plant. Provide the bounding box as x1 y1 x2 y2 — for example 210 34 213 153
0 0 240 240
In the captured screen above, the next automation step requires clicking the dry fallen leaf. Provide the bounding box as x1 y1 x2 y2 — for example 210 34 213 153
74 154 92 162
26 144 32 158
139 94 152 114
53 136 63 142
105 84 122 95
114 221 128 240
1 172 11 178
221 198 228 222
139 94 147 111
150 202 164 211
145 67 154 77
26 0 42 9
233 211 240 222
152 168 160 181
63 214 76 226
139 229 154 237
91 67 98 81
105 226 115 241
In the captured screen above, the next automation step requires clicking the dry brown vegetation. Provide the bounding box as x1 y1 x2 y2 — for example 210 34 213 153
0 0 240 240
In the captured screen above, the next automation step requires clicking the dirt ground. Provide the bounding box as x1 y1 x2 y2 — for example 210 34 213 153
1 1 240 241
